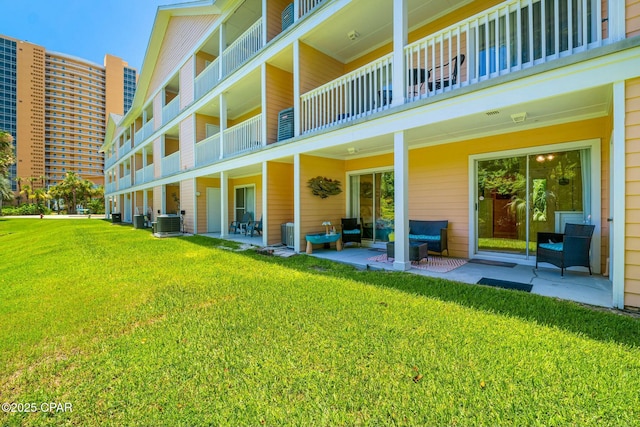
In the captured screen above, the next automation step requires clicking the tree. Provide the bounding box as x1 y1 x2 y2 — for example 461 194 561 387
48 172 100 214
0 175 14 215
0 131 16 176
19 183 34 205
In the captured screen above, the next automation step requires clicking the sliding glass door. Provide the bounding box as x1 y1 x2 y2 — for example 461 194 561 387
476 148 589 258
350 171 394 243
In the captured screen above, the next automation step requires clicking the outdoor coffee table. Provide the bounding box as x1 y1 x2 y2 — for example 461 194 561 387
386 241 428 261
305 233 342 254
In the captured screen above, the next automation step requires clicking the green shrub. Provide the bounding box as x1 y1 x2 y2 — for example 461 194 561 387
0 204 51 215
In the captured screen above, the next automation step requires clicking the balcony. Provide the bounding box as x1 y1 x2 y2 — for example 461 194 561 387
162 151 181 177
105 156 116 169
301 0 606 133
162 95 180 125
118 143 130 159
106 181 116 193
118 175 131 190
223 115 262 159
195 57 221 100
135 168 143 185
195 133 221 167
143 164 155 183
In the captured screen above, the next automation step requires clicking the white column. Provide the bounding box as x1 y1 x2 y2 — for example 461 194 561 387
219 93 227 159
391 0 408 107
608 0 626 42
293 153 301 253
262 161 268 246
219 22 226 79
393 131 411 271
293 39 301 137
611 81 626 309
261 0 268 43
192 178 197 235
261 63 268 146
220 171 229 238
293 0 299 23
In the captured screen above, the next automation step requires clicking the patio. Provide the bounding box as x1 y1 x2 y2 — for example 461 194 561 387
205 233 612 308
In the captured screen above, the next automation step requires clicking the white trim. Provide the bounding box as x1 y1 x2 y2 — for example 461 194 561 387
609 0 626 42
262 161 268 246
232 183 256 221
220 171 228 238
293 153 301 253
469 139 602 274
611 81 626 308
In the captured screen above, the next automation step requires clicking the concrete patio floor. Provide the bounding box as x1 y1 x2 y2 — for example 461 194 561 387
204 233 613 308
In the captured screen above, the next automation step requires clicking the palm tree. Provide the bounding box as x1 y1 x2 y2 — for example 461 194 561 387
0 175 14 215
20 184 33 205
14 177 22 205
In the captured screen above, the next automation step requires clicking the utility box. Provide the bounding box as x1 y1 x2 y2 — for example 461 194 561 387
281 222 295 248
133 215 145 229
111 213 122 223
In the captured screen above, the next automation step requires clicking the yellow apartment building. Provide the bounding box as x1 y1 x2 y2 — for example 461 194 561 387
0 34 136 191
102 0 640 310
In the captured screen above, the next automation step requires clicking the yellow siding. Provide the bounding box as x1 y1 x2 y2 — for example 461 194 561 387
165 137 179 155
147 15 218 98
195 113 220 142
229 108 262 127
409 117 610 260
267 0 291 42
346 153 393 171
628 0 640 37
195 177 220 233
299 155 346 248
180 179 195 233
266 64 294 144
195 52 215 76
626 78 640 306
299 42 344 94
166 184 180 214
134 191 144 214
180 58 195 109
180 116 195 170
267 161 294 245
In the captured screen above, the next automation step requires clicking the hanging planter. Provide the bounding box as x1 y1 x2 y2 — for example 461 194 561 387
307 176 342 199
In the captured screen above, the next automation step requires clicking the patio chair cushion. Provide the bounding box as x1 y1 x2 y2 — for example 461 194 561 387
343 229 361 235
409 234 440 242
538 242 564 251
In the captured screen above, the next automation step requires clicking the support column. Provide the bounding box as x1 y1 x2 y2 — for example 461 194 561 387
219 93 227 159
393 131 411 271
262 161 268 246
219 22 226 80
220 171 229 238
608 0 626 42
391 0 408 107
293 153 301 253
611 81 626 309
293 40 301 137
261 63 268 146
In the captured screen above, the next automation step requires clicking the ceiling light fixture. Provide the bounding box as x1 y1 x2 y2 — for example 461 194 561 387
347 30 360 41
347 147 358 154
511 112 527 123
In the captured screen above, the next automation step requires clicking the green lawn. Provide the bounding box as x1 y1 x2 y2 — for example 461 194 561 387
1 218 639 426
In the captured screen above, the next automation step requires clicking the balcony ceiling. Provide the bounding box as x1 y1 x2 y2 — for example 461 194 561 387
301 0 473 64
308 84 611 159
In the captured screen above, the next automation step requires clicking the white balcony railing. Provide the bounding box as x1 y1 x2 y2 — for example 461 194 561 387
301 54 393 133
142 120 155 140
135 168 143 185
162 151 180 176
118 175 131 190
298 0 324 18
195 133 221 167
106 181 116 194
223 115 262 158
105 156 116 169
143 164 154 183
222 19 264 76
195 57 221 100
162 95 180 125
118 143 130 158
134 127 143 147
404 0 605 101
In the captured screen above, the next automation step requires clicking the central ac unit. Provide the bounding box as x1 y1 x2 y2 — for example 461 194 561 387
281 222 295 248
277 107 294 142
282 3 294 31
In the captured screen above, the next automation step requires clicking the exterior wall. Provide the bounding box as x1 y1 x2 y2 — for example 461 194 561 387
266 0 292 42
195 113 220 142
266 161 294 245
153 185 163 215
229 107 262 127
153 137 162 178
299 42 344 94
15 40 45 186
180 116 195 169
196 177 220 233
299 155 346 248
408 117 610 261
104 54 126 119
147 15 218 98
166 184 180 214
266 64 294 144
153 92 163 131
195 52 215 76
628 0 640 37
228 175 262 224
180 58 195 109
625 77 640 307
346 153 393 172
180 179 195 233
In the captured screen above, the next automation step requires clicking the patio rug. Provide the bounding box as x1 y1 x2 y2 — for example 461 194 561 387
367 254 468 273
476 277 532 292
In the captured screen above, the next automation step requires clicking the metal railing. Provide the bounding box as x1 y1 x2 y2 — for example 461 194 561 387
223 115 262 158
301 54 393 133
161 151 180 176
162 95 181 125
195 133 221 167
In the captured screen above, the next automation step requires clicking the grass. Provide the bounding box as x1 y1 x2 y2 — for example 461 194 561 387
478 237 537 252
0 218 639 426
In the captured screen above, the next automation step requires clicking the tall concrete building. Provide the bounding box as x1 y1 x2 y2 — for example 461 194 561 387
0 34 136 191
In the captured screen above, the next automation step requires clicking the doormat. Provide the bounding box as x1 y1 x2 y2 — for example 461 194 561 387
468 259 517 268
476 277 532 292
367 254 467 273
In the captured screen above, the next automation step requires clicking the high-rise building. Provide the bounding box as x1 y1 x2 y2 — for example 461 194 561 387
0 34 136 191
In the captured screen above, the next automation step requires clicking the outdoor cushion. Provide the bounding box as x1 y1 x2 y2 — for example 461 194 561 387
409 234 440 242
343 229 361 235
539 242 564 252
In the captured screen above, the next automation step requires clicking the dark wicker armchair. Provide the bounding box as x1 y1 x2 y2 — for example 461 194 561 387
536 223 595 276
341 218 362 247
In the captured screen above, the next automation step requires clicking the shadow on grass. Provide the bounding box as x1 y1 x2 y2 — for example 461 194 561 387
181 234 640 349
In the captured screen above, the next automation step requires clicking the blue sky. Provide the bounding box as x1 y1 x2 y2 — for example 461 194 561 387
1 0 196 71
